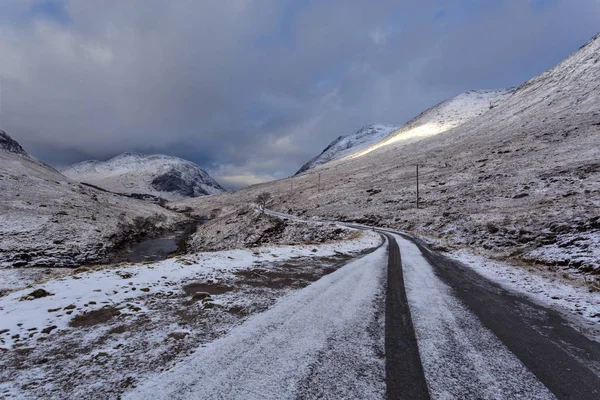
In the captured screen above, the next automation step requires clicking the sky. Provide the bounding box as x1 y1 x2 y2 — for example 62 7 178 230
0 0 598 189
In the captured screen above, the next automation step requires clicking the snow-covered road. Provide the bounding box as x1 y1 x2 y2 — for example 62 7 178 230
126 242 387 400
395 233 555 399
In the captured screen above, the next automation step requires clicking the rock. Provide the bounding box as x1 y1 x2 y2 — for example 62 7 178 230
64 304 76 310
513 193 529 199
0 329 9 335
41 325 57 334
27 289 52 299
192 292 211 301
167 331 189 340
140 287 150 292
116 271 134 279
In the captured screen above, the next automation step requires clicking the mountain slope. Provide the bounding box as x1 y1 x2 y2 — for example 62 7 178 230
0 131 185 267
347 88 515 159
62 153 225 201
296 124 398 174
176 33 600 274
296 89 514 174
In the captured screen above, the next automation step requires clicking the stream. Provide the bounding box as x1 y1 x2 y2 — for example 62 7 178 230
111 219 206 263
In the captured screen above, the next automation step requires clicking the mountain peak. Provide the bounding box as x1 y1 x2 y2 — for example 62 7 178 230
295 124 399 174
0 130 28 157
62 152 225 201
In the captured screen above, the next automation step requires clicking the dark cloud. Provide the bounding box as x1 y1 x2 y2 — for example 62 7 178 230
0 0 598 188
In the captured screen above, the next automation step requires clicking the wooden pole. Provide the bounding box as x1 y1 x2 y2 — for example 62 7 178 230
416 164 419 209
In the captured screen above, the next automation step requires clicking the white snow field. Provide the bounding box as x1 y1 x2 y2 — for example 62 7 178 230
395 234 555 400
126 241 387 400
62 152 225 201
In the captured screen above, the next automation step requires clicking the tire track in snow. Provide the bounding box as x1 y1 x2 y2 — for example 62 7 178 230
383 233 430 400
394 233 557 399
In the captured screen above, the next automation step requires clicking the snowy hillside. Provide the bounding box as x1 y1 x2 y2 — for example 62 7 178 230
0 132 185 267
177 33 600 275
296 124 398 174
62 153 225 201
296 89 514 174
348 88 515 159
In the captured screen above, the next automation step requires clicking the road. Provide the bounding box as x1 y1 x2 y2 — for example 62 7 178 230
128 211 600 399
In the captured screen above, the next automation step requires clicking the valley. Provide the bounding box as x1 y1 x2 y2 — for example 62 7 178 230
1 29 599 400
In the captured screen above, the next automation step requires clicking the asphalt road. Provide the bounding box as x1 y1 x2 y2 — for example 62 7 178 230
377 228 600 400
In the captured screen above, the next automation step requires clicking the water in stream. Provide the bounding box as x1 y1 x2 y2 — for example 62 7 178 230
112 220 205 263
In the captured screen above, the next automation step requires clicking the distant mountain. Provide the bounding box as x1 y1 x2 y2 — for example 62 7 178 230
296 89 515 174
0 132 184 267
62 153 225 201
296 124 399 174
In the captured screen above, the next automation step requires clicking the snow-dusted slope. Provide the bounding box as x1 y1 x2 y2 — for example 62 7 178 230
296 89 514 174
0 132 185 267
62 153 225 201
296 124 398 174
348 88 515 159
0 130 28 156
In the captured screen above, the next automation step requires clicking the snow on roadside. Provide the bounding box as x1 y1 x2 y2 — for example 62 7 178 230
126 239 387 400
0 230 381 350
449 250 600 337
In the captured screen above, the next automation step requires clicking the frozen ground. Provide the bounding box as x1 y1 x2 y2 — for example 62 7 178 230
0 230 381 399
127 238 387 400
184 206 359 252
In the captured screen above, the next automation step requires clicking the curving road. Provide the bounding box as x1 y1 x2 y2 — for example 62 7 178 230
128 210 600 399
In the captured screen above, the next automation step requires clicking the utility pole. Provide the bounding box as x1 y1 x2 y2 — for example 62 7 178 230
318 173 321 192
416 164 419 209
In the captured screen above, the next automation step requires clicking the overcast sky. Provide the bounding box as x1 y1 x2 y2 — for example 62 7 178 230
0 0 598 188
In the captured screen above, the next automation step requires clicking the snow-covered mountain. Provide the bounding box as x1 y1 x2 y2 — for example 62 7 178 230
0 131 185 267
62 153 225 201
296 89 514 174
179 33 600 274
295 124 399 174
346 88 515 160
